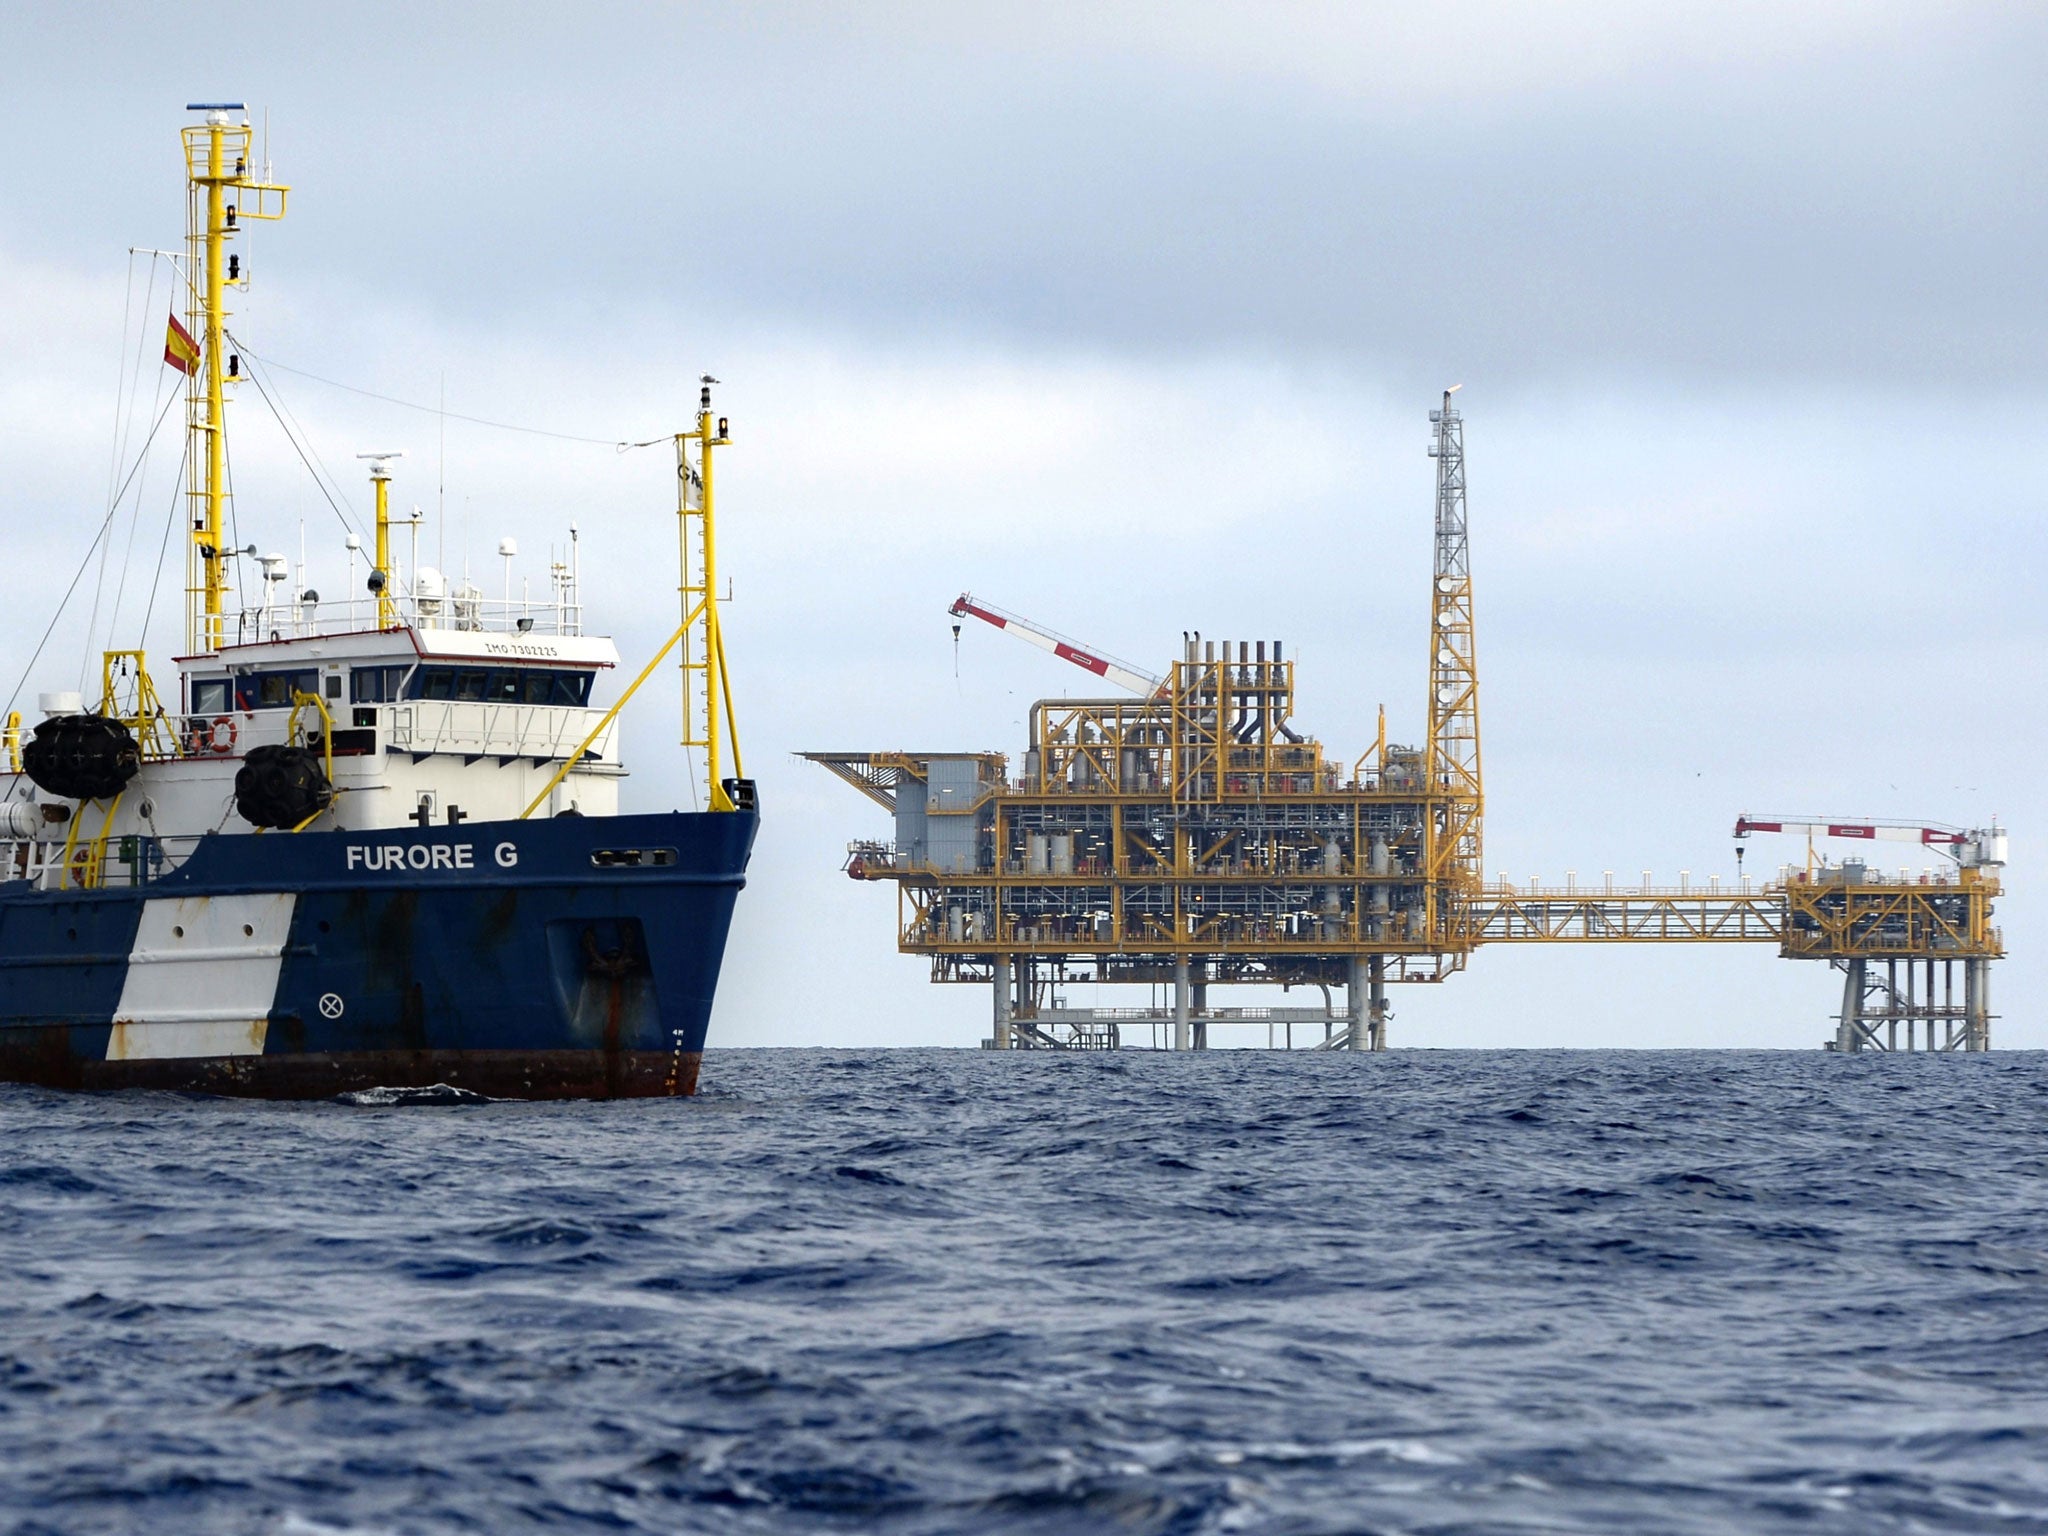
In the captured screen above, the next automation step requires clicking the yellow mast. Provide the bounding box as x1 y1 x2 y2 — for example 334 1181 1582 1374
678 378 743 812
357 453 403 628
520 381 748 821
374 466 393 628
181 104 287 655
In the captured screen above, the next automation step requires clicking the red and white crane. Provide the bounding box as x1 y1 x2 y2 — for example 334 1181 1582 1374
1733 815 2007 868
948 593 1166 698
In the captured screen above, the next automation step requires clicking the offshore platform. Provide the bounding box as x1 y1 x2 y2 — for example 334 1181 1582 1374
806 395 2006 1053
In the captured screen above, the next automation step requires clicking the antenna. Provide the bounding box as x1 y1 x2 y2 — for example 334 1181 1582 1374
499 535 517 623
437 372 446 583
568 519 580 635
407 504 425 619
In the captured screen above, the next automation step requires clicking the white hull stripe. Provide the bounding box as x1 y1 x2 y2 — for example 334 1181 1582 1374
108 893 297 1061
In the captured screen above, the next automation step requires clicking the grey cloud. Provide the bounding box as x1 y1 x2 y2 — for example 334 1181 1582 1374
8 4 2047 390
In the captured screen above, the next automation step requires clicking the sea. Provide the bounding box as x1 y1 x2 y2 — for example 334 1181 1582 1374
3 1048 2046 1536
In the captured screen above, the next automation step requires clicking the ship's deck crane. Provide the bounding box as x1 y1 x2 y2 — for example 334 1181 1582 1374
949 594 1166 698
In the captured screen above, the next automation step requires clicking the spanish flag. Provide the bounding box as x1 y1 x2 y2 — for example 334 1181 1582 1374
164 313 201 377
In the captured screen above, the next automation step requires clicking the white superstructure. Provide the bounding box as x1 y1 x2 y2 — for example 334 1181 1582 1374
4 561 628 887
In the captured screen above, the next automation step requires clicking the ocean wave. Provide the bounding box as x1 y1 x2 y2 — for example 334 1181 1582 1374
3 1048 2047 1534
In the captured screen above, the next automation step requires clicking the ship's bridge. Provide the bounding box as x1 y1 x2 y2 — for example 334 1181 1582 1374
180 626 620 717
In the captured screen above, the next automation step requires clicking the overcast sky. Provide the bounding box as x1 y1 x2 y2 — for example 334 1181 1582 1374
2 3 2041 1048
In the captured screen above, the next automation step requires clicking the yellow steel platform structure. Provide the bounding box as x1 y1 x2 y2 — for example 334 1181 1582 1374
805 394 2005 1052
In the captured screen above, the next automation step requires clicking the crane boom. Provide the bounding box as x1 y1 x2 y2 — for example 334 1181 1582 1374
949 593 1164 696
1735 815 1966 848
1735 814 2008 869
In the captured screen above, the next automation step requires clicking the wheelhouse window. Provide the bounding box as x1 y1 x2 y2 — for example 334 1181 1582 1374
549 672 593 706
350 665 411 704
406 667 594 706
233 669 319 709
190 677 231 715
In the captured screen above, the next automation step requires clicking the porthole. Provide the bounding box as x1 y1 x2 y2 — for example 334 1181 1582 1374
172 925 184 938
242 924 254 937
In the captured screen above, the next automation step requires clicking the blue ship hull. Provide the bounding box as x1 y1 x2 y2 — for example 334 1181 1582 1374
0 810 756 1098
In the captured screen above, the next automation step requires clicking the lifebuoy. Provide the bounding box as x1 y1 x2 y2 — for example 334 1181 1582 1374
208 716 238 755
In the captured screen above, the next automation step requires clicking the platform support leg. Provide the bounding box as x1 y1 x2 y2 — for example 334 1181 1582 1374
1347 957 1367 1050
993 957 1013 1050
1368 955 1388 1051
1835 957 1867 1052
1191 969 1208 1051
1966 958 1991 1052
1173 956 1190 1052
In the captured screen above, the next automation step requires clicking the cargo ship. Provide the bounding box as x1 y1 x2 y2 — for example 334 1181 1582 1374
0 105 756 1097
